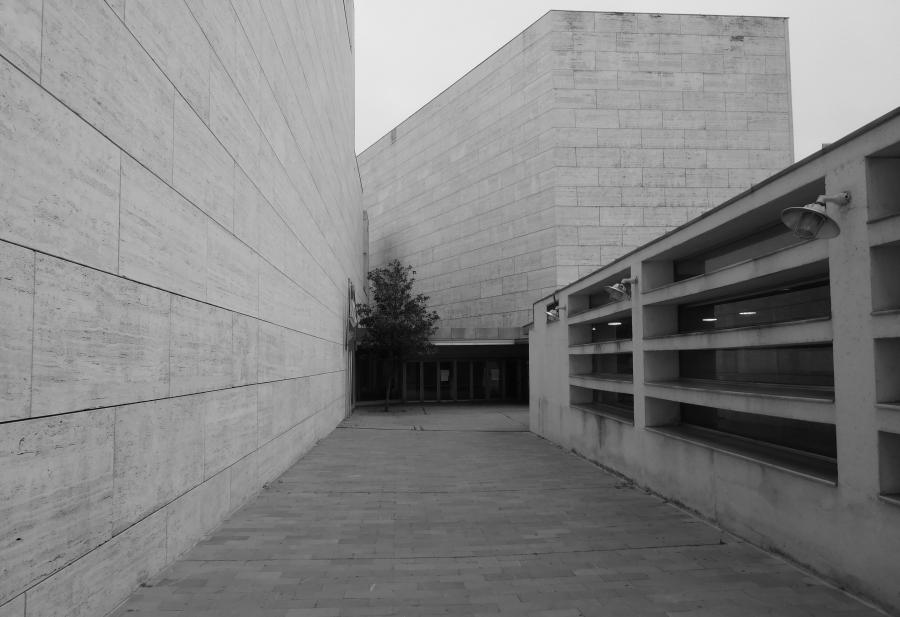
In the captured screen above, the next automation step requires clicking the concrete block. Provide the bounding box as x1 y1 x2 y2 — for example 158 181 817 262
595 89 641 109
620 110 662 129
644 205 690 226
726 130 770 150
120 155 207 300
0 410 114 606
558 245 602 266
747 73 789 94
681 53 725 73
684 129 729 149
170 296 234 396
642 129 684 149
556 127 599 146
0 0 41 79
595 51 638 71
573 70 617 90
664 149 707 168
598 205 645 225
31 256 170 414
659 34 703 54
206 219 258 316
705 111 748 131
577 186 622 206
0 242 33 421
622 225 666 246
617 71 660 90
557 206 599 226
702 73 746 92
41 0 174 180
663 110 707 130
558 167 598 186
683 91 725 111
766 56 788 75
24 508 165 617
202 386 258 479
595 12 636 32
659 72 703 92
551 11 594 31
597 128 642 148
597 168 642 187
572 32 616 51
725 93 768 112
578 226 623 246
165 472 230 560
554 89 596 108
621 148 663 168
553 50 595 71
747 112 790 132
686 169 730 188
743 36 787 56
767 93 791 112
575 148 621 167
637 13 681 34
0 60 119 272
184 0 236 71
616 32 659 53
258 322 308 381
664 188 710 208
112 397 203 533
622 187 665 208
173 95 235 230
728 168 771 187
640 90 685 110
725 55 767 74
708 149 750 169
638 52 682 72
644 168 686 188
125 0 211 123
574 109 618 129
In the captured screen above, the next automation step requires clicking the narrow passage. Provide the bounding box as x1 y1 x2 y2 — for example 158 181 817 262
114 405 881 617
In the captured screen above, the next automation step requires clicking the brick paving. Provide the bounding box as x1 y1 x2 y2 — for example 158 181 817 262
112 405 884 617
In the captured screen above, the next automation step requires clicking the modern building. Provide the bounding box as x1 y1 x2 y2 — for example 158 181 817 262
358 10 795 404
0 2 362 615
529 107 900 613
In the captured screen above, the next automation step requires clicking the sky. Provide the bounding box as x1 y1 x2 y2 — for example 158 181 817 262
354 0 900 160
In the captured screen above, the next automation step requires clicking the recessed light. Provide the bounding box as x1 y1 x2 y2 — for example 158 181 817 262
592 327 596 331
739 311 757 316
701 317 717 322
608 321 622 326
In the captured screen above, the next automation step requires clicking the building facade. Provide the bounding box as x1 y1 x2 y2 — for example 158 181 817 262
0 1 363 615
358 10 795 404
529 108 900 612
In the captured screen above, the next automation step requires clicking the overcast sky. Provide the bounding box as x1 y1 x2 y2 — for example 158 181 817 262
355 0 900 161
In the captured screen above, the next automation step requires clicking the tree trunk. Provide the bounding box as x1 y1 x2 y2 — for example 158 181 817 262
383 354 394 412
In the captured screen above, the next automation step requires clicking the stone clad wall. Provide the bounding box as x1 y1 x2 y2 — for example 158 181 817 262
0 1 362 615
358 11 793 335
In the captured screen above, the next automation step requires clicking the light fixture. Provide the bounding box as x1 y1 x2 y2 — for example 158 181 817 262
781 192 850 240
608 321 622 326
604 276 638 302
701 317 717 322
738 311 757 316
546 296 563 322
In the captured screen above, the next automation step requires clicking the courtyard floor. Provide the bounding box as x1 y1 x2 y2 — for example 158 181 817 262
112 405 884 617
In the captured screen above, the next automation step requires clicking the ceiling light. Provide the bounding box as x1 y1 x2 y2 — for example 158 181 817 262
702 317 717 322
608 321 622 326
781 192 850 240
738 311 757 316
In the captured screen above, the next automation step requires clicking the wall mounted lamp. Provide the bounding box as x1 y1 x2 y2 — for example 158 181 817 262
604 276 638 302
781 192 851 240
546 295 564 322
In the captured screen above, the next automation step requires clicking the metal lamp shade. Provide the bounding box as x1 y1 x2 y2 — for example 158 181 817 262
781 203 840 240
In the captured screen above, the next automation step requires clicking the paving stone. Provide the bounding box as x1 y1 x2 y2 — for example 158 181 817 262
111 406 883 617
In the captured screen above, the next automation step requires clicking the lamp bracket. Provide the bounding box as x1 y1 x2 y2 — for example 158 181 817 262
817 192 851 207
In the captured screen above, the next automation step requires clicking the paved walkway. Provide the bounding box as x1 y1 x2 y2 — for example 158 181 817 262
113 405 883 617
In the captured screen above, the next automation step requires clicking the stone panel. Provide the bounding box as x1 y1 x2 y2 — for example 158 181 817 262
0 242 33 421
125 0 211 122
165 472 230 560
169 296 234 396
0 59 120 272
206 219 258 316
0 0 41 79
25 508 166 617
0 594 23 617
0 410 114 606
120 155 208 300
173 95 235 230
112 397 204 534
233 313 259 386
31 256 170 415
41 0 174 180
202 386 258 479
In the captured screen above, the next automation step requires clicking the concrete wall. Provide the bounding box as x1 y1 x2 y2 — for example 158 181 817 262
358 11 793 338
529 109 900 612
0 1 362 615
